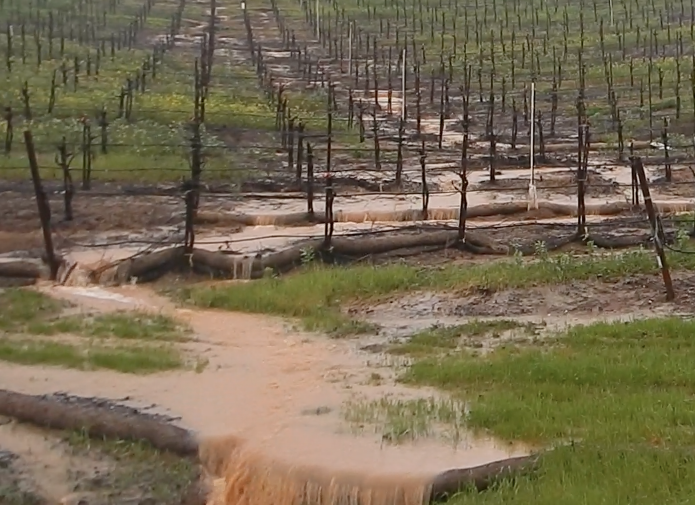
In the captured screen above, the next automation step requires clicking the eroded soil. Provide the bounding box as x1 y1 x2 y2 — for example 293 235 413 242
351 272 695 356
0 268 692 504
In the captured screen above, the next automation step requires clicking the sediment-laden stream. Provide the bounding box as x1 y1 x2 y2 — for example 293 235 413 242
0 285 528 505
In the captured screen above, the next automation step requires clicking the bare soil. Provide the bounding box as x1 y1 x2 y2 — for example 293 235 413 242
472 169 623 197
350 272 694 356
364 273 687 321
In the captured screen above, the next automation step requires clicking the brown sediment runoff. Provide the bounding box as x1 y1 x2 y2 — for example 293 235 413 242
199 434 433 505
0 285 533 505
199 432 537 505
195 199 695 228
220 449 433 505
198 419 528 505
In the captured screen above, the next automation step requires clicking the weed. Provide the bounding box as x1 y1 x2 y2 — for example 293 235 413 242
342 396 468 445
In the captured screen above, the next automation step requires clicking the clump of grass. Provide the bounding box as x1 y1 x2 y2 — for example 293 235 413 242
401 317 695 504
178 248 684 335
389 320 540 356
0 486 43 505
342 396 468 445
83 312 189 342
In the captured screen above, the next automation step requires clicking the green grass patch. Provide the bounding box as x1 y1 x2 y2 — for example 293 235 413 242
177 248 692 335
0 289 66 330
82 312 189 342
0 339 184 374
400 317 695 505
0 288 189 341
0 288 196 373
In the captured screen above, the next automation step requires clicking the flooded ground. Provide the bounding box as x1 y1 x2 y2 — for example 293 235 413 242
1 270 693 504
0 7 693 500
1 158 692 266
0 284 529 505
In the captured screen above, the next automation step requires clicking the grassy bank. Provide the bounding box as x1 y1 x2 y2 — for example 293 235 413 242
0 289 194 373
393 317 695 504
178 247 692 335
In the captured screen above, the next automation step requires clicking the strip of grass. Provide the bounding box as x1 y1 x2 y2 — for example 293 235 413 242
399 317 695 505
0 289 193 373
0 289 189 342
178 248 692 335
0 339 183 374
0 289 65 331
81 312 189 342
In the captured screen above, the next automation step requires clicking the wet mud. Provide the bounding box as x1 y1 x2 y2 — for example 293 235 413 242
353 272 695 358
0 414 197 505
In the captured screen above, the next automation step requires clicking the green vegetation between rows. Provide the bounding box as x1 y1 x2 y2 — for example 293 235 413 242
178 247 690 336
393 317 695 505
0 288 198 373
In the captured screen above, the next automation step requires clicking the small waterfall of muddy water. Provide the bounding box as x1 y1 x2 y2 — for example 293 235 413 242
28 285 527 505
199 435 433 505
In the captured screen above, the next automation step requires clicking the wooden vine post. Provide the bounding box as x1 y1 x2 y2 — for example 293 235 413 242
324 162 335 250
575 94 588 238
307 143 314 214
632 156 675 301
629 141 640 207
24 130 60 280
458 92 470 243
55 136 75 221
420 140 429 220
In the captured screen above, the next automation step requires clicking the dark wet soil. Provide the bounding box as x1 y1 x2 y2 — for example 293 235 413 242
365 271 695 324
651 166 695 198
472 169 623 197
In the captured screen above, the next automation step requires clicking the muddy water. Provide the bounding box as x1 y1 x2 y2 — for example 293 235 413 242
0 285 528 505
49 210 641 284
